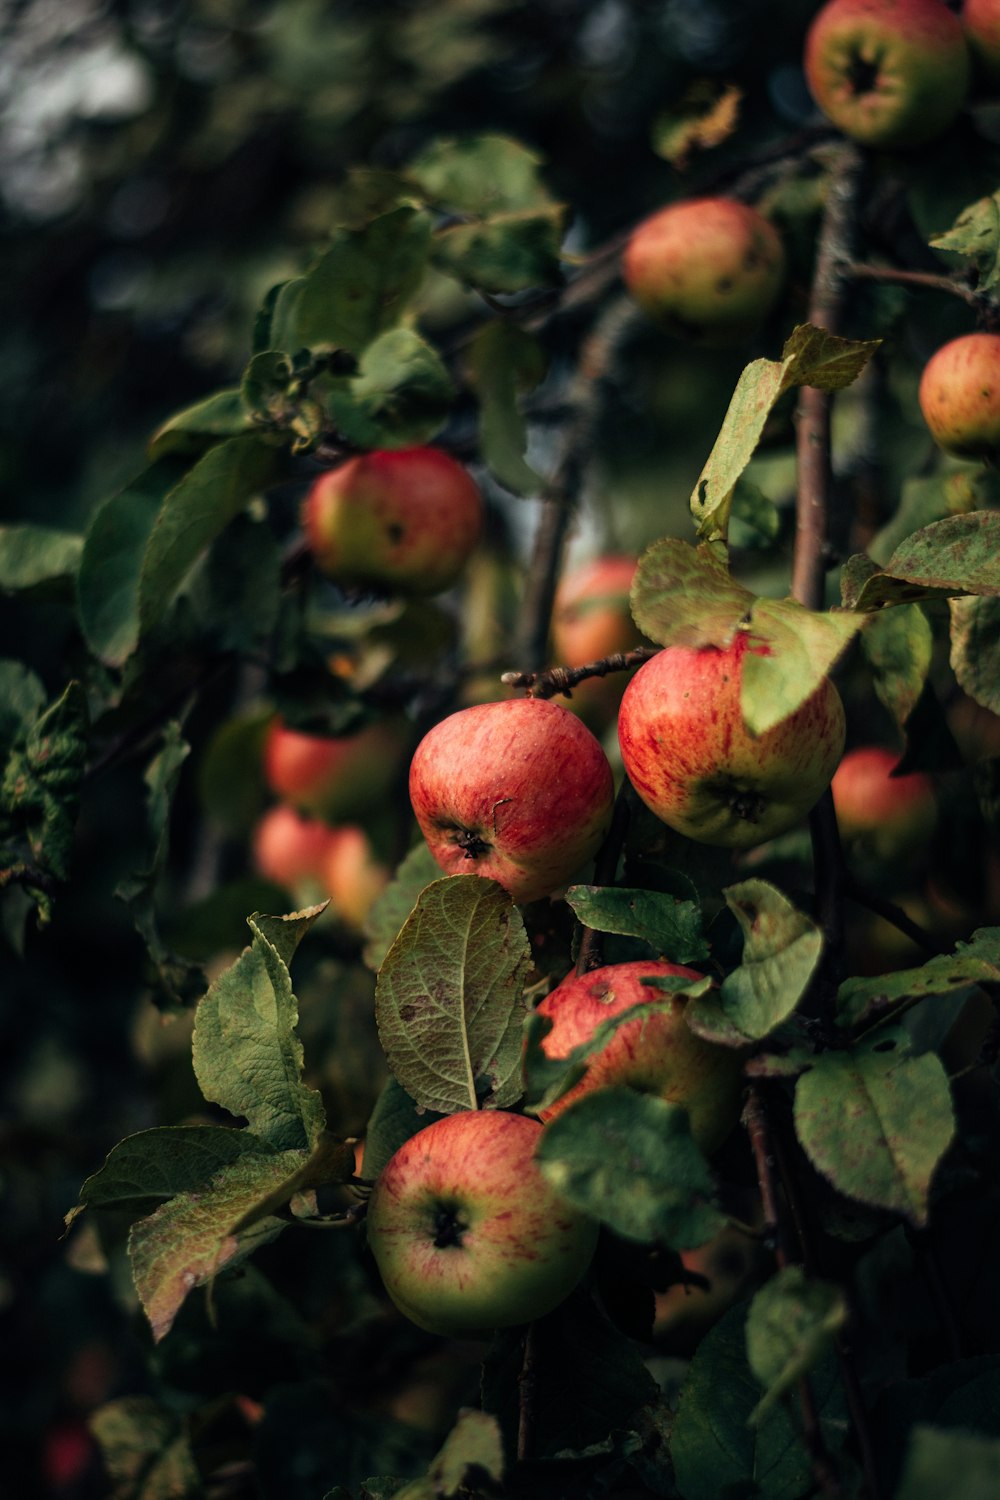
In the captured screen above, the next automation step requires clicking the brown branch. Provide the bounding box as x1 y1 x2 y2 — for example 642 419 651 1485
840 261 985 311
502 646 658 699
516 1322 539 1463
843 877 946 957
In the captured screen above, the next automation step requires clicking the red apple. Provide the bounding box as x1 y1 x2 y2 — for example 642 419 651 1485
304 446 484 596
622 197 786 345
918 333 1000 460
366 1110 598 1337
252 804 337 889
263 716 405 821
322 824 390 929
409 697 616 904
964 0 1000 79
617 635 846 849
804 0 970 149
534 961 743 1153
552 555 646 730
832 745 937 860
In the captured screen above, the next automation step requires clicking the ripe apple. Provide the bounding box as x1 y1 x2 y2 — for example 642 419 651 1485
533 961 743 1153
409 697 616 904
622 197 786 345
322 824 390 929
617 635 846 849
252 803 336 889
552 555 646 728
366 1110 598 1337
263 716 404 822
804 0 970 149
303 446 484 596
918 333 1000 460
832 744 937 861
965 0 1000 79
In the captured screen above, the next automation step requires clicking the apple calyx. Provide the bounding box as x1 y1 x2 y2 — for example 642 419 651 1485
712 783 769 827
433 1204 468 1249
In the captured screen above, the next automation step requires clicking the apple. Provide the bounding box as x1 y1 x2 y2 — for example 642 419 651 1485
533 961 743 1153
918 333 1000 460
366 1109 598 1337
964 0 1000 79
832 744 937 861
551 555 646 728
622 197 786 345
617 635 846 849
409 697 616 904
304 446 484 596
804 0 970 149
263 716 405 822
252 803 337 889
322 824 390 930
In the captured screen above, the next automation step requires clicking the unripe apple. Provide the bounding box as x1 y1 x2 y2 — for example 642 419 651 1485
322 824 390 930
303 446 484 596
617 636 846 849
534 961 743 1153
804 0 970 149
409 697 616 904
622 197 786 346
263 716 404 822
366 1110 598 1338
964 0 1000 79
552 555 646 730
832 745 937 861
252 804 337 889
918 333 1000 460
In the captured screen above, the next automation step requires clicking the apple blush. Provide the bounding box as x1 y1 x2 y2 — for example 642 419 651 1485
618 635 846 849
409 696 615 904
918 333 1000 460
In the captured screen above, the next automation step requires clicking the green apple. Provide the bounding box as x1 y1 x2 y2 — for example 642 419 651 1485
366 1110 598 1338
918 333 1000 460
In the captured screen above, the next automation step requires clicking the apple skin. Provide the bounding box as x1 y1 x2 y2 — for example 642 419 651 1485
552 555 646 730
409 697 616 904
804 0 970 149
263 716 404 822
622 197 786 346
366 1110 598 1338
322 824 390 930
831 745 937 861
304 446 484 596
918 333 1000 460
617 635 846 850
534 961 743 1153
252 804 336 888
965 0 1000 79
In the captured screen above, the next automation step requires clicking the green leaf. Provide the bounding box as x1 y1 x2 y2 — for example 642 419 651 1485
742 596 860 736
565 883 709 965
536 1088 726 1247
361 1076 444 1185
284 206 432 356
950 595 1000 715
363 841 450 972
374 875 531 1113
128 1146 313 1341
1 681 88 884
867 469 1000 566
407 134 555 216
836 929 1000 1029
192 906 327 1151
467 322 545 495
690 324 880 543
631 537 753 648
850 512 1000 611
793 1028 955 1226
90 1397 199 1500
426 1411 504 1498
188 512 282 654
327 327 454 449
862 602 933 729
0 660 45 753
686 880 821 1044
77 460 183 665
652 80 742 167
196 707 271 836
148 388 252 459
0 524 82 596
745 1266 847 1425
137 436 281 639
432 206 567 293
896 1426 1000 1500
929 190 1000 292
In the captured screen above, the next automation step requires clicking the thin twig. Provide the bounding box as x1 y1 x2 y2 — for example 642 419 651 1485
516 1323 539 1463
840 261 985 311
502 646 658 699
843 878 946 957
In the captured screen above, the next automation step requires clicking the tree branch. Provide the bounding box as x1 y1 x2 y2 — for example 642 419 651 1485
502 646 658 699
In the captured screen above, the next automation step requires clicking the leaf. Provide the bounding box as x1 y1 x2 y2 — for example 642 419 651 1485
188 511 282 654
407 134 555 216
128 1147 312 1341
850 512 1000 611
929 190 1000 293
686 880 821 1044
227 1132 356 1235
630 537 753 648
896 1426 1000 1500
0 524 82 595
327 328 454 449
536 1088 726 1247
77 460 184 665
690 324 880 543
196 707 271 836
793 1028 955 1226
863 602 934 729
427 1410 504 1497
374 875 531 1113
467 321 546 495
653 81 742 168
148 388 252 459
0 660 45 753
283 206 432 356
89 1397 199 1500
1 681 88 884
363 842 448 972
744 1267 847 1425
742 596 861 736
361 1076 444 1184
192 906 327 1151
950 595 1000 715
432 205 567 293
565 883 709 965
137 436 281 638
835 929 1000 1029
